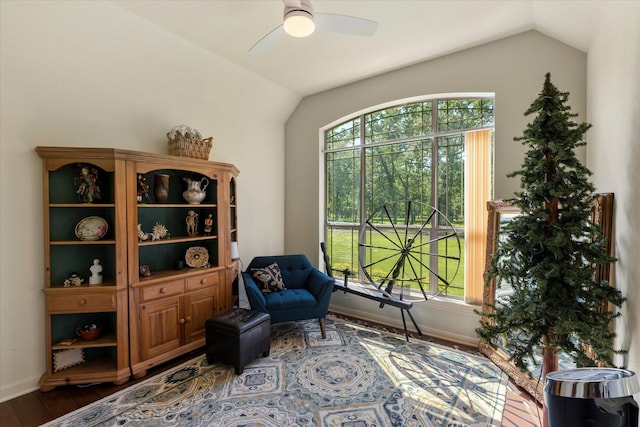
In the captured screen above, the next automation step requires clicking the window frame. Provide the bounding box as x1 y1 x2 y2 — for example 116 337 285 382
323 95 494 300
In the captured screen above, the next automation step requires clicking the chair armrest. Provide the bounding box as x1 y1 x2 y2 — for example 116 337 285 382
306 269 335 302
242 272 267 311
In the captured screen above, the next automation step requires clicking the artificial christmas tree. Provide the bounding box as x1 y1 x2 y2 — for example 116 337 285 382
477 73 624 390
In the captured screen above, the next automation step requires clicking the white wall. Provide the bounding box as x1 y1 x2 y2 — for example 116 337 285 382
585 3 640 372
0 1 298 401
285 31 587 343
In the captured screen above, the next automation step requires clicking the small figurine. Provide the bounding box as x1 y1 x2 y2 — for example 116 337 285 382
137 174 151 203
203 213 213 235
186 210 199 236
74 164 101 203
64 273 84 287
89 259 102 285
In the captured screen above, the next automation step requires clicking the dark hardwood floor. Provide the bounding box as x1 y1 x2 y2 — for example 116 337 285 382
0 320 543 427
0 349 202 427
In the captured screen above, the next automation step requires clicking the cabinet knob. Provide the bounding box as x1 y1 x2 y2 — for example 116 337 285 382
78 298 86 305
179 318 186 324
185 316 192 323
160 287 166 294
200 279 207 285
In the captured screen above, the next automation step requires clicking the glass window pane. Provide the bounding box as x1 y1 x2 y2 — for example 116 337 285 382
438 229 464 296
437 135 465 227
326 119 360 150
437 99 494 133
364 140 432 211
326 226 359 276
364 102 432 143
326 149 360 223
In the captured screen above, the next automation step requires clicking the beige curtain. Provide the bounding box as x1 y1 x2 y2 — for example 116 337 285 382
464 129 492 304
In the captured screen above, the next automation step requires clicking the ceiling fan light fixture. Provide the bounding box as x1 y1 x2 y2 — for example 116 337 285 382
283 10 315 37
249 0 377 54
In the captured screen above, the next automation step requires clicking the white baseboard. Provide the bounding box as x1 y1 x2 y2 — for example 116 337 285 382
329 305 479 348
0 376 40 403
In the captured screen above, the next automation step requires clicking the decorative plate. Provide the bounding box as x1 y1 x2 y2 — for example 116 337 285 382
185 246 209 268
75 216 108 241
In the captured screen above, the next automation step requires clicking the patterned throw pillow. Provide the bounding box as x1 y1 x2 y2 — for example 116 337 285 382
251 262 286 294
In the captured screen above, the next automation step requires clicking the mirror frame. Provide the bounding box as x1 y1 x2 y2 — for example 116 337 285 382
478 193 615 404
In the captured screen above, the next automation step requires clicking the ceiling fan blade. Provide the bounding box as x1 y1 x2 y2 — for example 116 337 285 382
315 13 378 36
249 25 286 55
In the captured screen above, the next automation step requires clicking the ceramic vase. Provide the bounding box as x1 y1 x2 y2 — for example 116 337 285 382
154 174 170 203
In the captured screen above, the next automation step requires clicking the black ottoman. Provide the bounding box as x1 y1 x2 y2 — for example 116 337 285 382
205 308 271 374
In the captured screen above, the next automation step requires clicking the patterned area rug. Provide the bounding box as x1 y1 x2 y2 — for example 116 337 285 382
42 315 507 426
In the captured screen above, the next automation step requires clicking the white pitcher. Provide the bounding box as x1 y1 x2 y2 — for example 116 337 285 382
182 177 209 204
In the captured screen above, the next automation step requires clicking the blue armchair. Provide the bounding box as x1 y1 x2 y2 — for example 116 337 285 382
242 254 334 338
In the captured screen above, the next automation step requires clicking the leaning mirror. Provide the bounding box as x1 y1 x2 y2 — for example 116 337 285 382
478 194 615 404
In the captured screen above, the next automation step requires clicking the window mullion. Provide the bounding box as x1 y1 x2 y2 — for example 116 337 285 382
430 100 439 293
358 114 366 283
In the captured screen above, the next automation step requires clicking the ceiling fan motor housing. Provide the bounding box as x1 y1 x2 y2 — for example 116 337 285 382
283 0 314 18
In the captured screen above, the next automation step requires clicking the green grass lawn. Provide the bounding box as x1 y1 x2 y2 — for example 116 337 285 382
326 228 465 297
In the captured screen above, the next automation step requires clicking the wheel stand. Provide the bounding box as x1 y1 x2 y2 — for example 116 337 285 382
332 275 422 341
322 241 422 341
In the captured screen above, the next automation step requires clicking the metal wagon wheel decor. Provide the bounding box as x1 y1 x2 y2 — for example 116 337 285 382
358 200 462 304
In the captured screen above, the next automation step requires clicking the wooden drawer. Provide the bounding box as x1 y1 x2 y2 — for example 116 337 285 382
186 271 219 292
47 292 116 313
140 280 184 302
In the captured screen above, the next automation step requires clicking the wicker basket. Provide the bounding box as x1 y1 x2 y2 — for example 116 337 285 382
168 135 213 160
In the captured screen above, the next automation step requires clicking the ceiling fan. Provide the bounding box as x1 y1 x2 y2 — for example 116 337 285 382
249 0 378 55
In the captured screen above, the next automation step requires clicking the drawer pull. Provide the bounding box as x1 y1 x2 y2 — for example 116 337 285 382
200 279 207 285
78 298 86 305
160 288 167 294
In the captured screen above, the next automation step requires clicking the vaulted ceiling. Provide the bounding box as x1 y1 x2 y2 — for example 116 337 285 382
112 0 604 97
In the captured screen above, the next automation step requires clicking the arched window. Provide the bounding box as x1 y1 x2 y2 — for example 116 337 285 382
323 96 494 302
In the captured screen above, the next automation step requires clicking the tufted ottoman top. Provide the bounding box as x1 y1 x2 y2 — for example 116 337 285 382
208 308 271 334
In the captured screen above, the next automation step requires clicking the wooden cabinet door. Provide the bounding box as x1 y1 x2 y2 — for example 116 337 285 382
139 297 181 360
183 286 219 344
